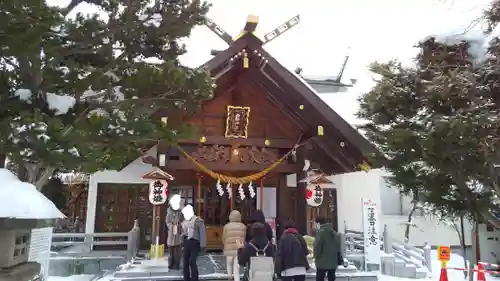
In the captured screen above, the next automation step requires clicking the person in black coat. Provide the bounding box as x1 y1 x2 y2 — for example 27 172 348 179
274 221 310 281
244 210 273 243
238 222 275 266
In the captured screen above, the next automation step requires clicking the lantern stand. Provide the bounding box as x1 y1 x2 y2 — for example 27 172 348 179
142 168 174 260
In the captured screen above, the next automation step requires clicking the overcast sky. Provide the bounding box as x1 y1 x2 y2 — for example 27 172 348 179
49 0 493 125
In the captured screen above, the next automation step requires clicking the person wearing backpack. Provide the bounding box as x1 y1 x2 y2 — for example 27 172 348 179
244 210 273 243
313 216 342 281
237 222 275 281
222 210 247 281
274 220 310 281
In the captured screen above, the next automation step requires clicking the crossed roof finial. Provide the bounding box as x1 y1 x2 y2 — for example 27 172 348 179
204 13 300 46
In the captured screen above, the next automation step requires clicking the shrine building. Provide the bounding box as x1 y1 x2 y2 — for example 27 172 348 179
82 15 377 250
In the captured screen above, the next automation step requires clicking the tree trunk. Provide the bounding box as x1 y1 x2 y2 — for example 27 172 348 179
0 154 5 169
453 220 468 278
404 201 418 242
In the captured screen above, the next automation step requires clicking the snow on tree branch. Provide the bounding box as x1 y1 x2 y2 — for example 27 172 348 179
0 0 213 188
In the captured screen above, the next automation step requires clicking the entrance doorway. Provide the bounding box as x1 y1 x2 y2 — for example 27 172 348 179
197 178 257 250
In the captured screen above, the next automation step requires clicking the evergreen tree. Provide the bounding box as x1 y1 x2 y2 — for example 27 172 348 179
0 0 214 189
357 27 500 225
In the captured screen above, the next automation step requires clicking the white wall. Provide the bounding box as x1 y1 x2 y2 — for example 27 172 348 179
288 168 473 247
478 223 500 264
329 169 385 234
383 215 472 246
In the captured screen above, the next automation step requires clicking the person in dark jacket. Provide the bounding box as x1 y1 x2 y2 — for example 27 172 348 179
275 220 310 281
244 210 273 242
314 216 342 281
238 222 275 266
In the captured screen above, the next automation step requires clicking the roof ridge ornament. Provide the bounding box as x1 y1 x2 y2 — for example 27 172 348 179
202 11 300 47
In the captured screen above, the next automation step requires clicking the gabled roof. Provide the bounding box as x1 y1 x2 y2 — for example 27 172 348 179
202 33 378 173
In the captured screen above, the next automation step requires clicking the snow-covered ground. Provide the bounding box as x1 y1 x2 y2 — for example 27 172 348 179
47 250 500 281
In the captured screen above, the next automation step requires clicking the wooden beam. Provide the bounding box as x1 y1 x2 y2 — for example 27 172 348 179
295 145 308 235
244 15 259 33
178 136 297 149
165 159 297 173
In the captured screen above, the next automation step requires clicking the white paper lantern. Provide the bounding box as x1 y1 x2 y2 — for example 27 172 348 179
306 184 323 207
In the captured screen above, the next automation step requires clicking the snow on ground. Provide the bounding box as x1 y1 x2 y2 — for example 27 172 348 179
47 275 96 281
0 168 64 219
380 249 500 281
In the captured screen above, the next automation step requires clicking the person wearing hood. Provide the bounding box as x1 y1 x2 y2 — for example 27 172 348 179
166 194 184 270
222 210 247 281
181 204 206 281
244 210 273 243
313 216 342 281
274 220 309 281
237 222 275 281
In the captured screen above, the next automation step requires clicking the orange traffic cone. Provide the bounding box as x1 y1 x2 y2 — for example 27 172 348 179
439 267 449 281
477 263 486 281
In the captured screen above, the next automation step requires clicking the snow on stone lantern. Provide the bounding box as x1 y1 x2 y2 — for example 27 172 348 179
0 169 65 281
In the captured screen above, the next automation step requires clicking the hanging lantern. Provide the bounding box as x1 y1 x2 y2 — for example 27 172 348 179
161 117 168 126
299 105 304 110
317 125 324 136
200 136 207 143
306 184 323 207
264 139 270 146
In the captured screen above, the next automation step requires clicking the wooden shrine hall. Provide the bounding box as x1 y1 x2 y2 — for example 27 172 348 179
85 14 377 250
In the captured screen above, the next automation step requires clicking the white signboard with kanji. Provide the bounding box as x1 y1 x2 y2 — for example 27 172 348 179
149 180 168 205
361 198 381 266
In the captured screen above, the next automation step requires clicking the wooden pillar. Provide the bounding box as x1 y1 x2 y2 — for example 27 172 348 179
276 175 286 240
295 146 308 235
159 203 167 246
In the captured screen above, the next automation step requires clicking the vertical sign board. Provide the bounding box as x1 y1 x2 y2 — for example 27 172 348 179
29 227 54 279
362 198 381 268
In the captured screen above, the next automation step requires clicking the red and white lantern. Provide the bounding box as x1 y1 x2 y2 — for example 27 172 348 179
149 179 168 205
305 184 323 207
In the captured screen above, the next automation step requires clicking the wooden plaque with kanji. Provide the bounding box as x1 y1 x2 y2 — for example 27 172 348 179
224 105 250 138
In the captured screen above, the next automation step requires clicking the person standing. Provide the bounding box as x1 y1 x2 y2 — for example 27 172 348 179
274 220 309 281
181 204 206 281
166 194 184 270
244 210 273 243
222 210 247 281
238 223 275 281
313 216 342 281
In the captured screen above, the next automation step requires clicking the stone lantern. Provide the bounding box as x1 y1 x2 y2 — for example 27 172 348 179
0 169 64 281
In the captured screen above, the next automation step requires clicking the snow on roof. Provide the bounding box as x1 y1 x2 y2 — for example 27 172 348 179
0 168 65 220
